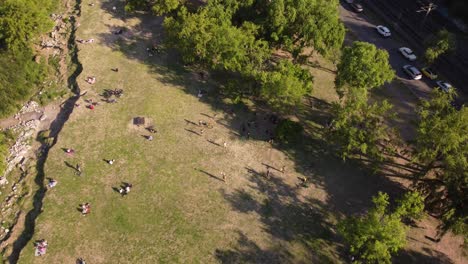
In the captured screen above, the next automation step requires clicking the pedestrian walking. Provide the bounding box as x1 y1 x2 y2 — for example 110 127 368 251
221 172 226 182
223 142 227 148
280 166 285 173
266 168 270 178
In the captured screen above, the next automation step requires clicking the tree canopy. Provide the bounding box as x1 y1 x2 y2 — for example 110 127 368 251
262 0 345 58
162 1 323 110
329 85 395 161
164 5 270 74
414 89 467 240
338 192 424 264
258 60 313 111
335 41 394 97
424 29 456 64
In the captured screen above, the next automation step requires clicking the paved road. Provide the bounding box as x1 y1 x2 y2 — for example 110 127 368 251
339 2 436 100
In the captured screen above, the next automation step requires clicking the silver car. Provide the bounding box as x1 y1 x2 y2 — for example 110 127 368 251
436 81 454 92
403 65 422 80
399 47 417 61
376 25 391 37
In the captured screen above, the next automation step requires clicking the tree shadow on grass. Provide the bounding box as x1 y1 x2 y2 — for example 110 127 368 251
395 247 455 264
214 231 295 264
218 170 345 263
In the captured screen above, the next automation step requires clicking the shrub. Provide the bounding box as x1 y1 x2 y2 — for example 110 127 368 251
275 119 303 144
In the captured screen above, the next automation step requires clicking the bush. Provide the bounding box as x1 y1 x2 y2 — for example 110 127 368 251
275 119 303 144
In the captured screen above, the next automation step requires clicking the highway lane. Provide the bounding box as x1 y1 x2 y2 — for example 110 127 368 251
339 2 437 101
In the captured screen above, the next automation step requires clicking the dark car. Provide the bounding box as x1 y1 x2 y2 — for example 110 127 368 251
351 2 363 12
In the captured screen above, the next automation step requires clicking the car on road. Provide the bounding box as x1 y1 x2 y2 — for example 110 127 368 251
436 81 454 92
376 25 391 37
421 67 438 80
345 0 354 3
399 47 417 61
403 65 422 80
351 2 363 12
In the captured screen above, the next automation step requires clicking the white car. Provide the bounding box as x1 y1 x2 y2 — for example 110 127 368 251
376 25 391 37
436 81 453 92
403 65 422 80
399 47 417 61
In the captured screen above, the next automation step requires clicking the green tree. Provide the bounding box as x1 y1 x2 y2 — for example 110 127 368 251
265 0 345 58
258 59 313 111
164 5 270 73
335 42 394 97
329 86 395 161
338 192 424 264
152 0 185 15
414 89 467 240
424 29 456 64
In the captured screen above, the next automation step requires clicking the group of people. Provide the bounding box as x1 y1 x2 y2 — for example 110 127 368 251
77 38 94 44
119 183 132 196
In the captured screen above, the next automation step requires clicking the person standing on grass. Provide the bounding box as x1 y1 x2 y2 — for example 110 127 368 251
266 168 270 178
76 164 82 176
221 172 226 182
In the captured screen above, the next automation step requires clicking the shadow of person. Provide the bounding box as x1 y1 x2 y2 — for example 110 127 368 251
64 161 79 171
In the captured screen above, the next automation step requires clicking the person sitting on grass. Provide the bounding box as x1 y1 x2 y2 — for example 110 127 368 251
34 239 48 256
85 76 96 84
65 148 75 155
81 203 91 216
48 179 58 188
119 183 132 197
